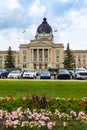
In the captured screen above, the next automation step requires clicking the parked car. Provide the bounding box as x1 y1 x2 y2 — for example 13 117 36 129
0 69 9 78
57 69 71 79
73 68 87 79
49 70 57 76
7 70 22 79
22 69 37 79
40 70 51 79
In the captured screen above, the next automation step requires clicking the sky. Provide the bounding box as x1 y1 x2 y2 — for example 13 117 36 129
0 0 87 51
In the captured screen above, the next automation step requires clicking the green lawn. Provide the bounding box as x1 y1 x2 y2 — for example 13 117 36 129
0 80 87 99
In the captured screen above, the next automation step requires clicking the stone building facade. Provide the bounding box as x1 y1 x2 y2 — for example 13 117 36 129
0 18 87 70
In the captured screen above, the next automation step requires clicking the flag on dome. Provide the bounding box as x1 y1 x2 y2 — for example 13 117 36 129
22 30 26 33
54 29 58 32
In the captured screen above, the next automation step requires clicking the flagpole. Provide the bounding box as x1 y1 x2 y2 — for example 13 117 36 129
54 29 58 43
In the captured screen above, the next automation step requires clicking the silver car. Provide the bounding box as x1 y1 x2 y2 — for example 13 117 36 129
22 69 37 79
73 68 87 79
7 70 22 79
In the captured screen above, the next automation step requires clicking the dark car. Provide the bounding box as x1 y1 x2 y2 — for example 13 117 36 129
40 70 51 79
49 71 56 76
57 69 71 79
0 69 9 78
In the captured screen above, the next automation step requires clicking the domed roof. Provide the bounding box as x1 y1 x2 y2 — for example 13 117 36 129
37 18 52 34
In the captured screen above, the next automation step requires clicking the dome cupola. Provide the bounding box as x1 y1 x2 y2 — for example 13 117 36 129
35 18 53 41
37 18 52 34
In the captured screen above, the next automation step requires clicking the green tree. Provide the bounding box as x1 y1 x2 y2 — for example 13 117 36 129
4 46 15 69
64 43 75 68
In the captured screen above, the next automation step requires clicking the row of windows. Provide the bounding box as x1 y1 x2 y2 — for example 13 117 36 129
74 55 86 58
22 49 87 59
24 49 52 55
0 60 20 65
0 55 19 59
23 63 48 69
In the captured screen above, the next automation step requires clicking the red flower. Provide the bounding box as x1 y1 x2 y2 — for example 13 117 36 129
80 102 85 107
61 103 64 106
22 100 26 104
31 104 34 107
35 100 39 105
8 95 13 99
2 99 7 103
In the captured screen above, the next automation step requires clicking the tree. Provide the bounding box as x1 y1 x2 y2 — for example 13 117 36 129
4 46 15 69
64 43 75 68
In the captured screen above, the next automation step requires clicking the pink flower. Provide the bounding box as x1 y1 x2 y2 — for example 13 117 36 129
47 122 53 130
63 122 66 127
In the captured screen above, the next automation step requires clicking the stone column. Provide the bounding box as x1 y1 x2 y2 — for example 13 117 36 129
37 49 39 62
48 48 49 61
32 49 33 61
43 49 44 62
31 49 32 61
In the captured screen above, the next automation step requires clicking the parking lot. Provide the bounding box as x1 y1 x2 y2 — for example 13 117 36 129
1 68 87 81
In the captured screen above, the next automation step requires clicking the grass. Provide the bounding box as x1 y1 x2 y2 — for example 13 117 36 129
0 80 87 99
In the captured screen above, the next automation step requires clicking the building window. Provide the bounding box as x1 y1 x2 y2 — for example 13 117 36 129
23 56 26 62
78 59 81 66
39 49 42 54
34 57 37 61
14 56 16 59
49 57 51 61
56 64 60 68
83 59 86 65
78 55 81 59
49 49 51 54
4 56 7 59
34 64 36 69
39 58 43 61
44 55 48 61
0 60 2 65
44 49 48 54
23 64 26 68
17 55 19 58
56 56 59 62
74 55 76 58
18 59 20 64
44 58 48 61
34 49 37 54
0 56 2 59
23 50 27 54
82 55 86 58
56 50 60 54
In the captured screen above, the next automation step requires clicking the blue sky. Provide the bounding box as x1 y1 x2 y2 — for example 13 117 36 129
0 0 87 50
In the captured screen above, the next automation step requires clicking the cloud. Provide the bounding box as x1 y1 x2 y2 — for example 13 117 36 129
0 0 20 15
52 4 87 50
59 0 68 3
6 0 20 11
85 0 87 3
0 28 21 50
28 0 46 17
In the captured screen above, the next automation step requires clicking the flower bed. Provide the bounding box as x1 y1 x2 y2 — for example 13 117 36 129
0 95 87 130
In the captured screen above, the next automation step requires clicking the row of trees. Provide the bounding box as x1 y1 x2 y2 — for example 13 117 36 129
4 44 75 69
